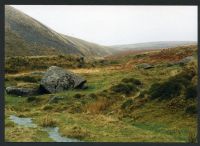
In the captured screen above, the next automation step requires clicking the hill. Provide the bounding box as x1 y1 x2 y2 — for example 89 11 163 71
5 6 112 57
111 41 197 52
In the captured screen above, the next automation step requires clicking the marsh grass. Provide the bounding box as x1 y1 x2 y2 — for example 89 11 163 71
61 125 90 139
187 129 197 143
39 115 57 127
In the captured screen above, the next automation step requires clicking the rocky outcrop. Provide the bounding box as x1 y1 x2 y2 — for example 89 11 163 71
176 56 194 65
40 66 86 93
167 56 195 67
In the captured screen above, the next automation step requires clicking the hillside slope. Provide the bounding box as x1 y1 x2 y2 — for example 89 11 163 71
5 6 112 57
111 41 197 52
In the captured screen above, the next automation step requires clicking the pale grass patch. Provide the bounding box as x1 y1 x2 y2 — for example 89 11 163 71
39 115 57 127
70 68 100 74
85 98 110 114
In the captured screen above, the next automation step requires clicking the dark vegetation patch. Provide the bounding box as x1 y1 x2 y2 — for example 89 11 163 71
121 99 134 109
111 83 138 95
5 56 120 73
111 78 142 95
73 93 84 99
185 104 197 114
14 75 41 83
185 85 197 99
27 96 38 103
148 62 197 100
5 55 88 73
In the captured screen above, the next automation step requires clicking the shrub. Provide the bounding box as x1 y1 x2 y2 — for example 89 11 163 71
42 105 54 111
73 93 83 99
149 82 182 100
185 85 197 99
111 83 138 95
148 67 196 100
89 93 98 99
185 104 197 114
121 78 142 86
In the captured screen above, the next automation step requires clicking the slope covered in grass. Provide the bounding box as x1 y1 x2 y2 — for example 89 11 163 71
5 6 113 57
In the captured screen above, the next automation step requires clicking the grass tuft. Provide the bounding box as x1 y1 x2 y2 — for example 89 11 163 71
39 115 57 127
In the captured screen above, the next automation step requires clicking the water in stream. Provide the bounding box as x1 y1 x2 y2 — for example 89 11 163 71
9 115 80 142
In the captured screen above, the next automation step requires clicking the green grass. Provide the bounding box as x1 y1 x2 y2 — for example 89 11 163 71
4 46 198 142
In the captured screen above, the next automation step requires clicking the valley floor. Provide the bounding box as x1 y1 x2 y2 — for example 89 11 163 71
5 46 198 142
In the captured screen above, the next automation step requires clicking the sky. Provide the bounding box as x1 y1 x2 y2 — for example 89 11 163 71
11 5 197 46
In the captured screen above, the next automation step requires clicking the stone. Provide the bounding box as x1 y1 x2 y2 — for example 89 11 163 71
176 56 194 65
137 63 154 69
6 86 39 96
40 66 86 93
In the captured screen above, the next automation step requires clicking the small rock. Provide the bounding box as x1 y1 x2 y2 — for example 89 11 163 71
137 63 154 69
6 87 39 96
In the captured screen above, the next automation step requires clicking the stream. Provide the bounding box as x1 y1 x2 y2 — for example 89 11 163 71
9 115 80 142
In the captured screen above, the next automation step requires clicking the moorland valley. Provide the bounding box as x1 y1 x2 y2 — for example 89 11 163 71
5 6 198 142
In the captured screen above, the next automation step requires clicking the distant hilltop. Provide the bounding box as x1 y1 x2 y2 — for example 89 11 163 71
110 41 197 52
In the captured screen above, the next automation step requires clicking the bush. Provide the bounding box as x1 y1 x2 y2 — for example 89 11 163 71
148 67 196 100
89 93 98 99
149 82 182 100
185 85 197 99
111 83 138 95
42 105 54 111
121 78 142 86
73 93 83 99
185 104 197 114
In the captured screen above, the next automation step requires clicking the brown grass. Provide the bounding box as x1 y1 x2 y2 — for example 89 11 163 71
187 129 197 143
61 126 90 139
39 115 57 127
85 98 110 114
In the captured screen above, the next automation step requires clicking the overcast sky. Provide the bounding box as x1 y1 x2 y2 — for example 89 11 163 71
11 5 197 46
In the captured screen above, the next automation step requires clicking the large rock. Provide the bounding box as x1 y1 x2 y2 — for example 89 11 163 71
168 56 195 67
6 86 39 96
40 66 86 93
176 56 194 65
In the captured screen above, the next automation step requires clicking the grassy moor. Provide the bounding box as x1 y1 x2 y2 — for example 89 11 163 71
4 5 198 142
